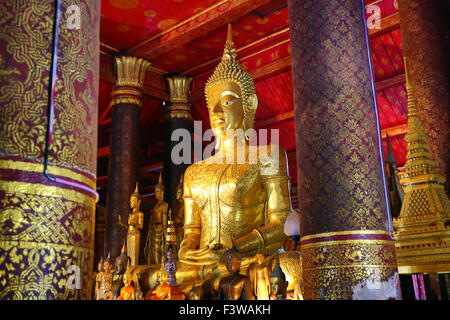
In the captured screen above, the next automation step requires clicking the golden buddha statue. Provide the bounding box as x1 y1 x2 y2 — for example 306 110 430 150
133 24 291 295
172 174 185 259
99 252 113 300
249 253 270 300
119 183 144 266
144 172 169 265
217 248 254 300
94 257 104 300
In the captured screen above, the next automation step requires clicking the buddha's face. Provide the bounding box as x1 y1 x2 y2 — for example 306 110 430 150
130 195 140 209
104 260 112 272
123 272 130 286
115 258 126 274
176 186 182 200
225 253 241 274
155 186 163 201
269 277 287 297
256 254 264 265
207 81 244 137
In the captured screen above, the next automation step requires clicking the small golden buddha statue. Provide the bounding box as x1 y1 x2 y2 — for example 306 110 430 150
172 174 185 259
249 253 270 300
99 252 114 300
116 262 136 300
135 24 291 295
94 257 104 300
144 172 168 265
217 248 255 300
119 183 144 266
269 254 288 300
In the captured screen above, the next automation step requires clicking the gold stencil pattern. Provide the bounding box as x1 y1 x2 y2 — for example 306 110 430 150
301 238 399 299
0 0 99 173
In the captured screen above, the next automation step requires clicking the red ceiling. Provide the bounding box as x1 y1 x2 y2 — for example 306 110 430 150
98 0 408 196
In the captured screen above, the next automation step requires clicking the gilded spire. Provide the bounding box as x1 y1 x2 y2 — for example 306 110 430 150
400 58 443 186
392 58 450 274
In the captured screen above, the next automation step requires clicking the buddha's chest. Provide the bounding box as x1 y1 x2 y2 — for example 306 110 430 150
189 163 265 208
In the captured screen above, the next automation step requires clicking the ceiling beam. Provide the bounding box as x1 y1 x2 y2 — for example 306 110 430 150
254 109 294 129
381 123 408 139
375 73 405 91
126 0 271 58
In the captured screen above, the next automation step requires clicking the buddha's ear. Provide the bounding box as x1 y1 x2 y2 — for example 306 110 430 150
244 94 258 135
247 93 258 112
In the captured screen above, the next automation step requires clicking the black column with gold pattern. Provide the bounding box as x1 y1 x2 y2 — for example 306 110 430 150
163 75 193 209
288 0 401 299
0 0 100 299
104 56 150 260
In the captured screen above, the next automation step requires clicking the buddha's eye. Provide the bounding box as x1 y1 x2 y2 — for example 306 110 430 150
222 99 236 107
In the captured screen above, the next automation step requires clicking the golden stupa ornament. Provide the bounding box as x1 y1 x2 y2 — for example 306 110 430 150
392 58 450 274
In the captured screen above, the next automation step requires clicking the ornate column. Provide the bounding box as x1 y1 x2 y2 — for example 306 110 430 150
162 75 193 209
104 56 150 260
0 0 100 299
288 0 401 299
398 0 449 194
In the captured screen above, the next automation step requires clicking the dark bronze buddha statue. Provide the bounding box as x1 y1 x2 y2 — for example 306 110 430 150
217 248 255 300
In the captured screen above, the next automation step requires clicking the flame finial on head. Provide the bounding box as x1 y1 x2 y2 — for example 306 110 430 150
222 24 237 61
156 172 164 190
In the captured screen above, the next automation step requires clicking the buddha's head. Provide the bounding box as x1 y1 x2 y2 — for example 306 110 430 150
155 172 164 201
205 24 257 139
255 253 265 265
269 255 288 298
97 257 104 272
224 248 242 274
104 252 112 272
130 183 141 209
175 174 183 201
115 242 130 275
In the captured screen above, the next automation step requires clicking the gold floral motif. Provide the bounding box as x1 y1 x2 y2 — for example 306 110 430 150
0 184 95 299
301 237 398 299
0 0 99 173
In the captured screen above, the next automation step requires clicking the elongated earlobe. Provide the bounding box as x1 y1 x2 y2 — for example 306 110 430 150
244 94 258 135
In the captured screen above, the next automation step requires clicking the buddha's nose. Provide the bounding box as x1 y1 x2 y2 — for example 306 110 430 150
211 102 223 114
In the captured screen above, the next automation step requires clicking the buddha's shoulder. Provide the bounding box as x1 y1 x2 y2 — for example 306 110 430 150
183 159 214 181
252 143 287 167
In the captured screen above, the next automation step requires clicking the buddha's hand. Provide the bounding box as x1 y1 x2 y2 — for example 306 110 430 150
179 245 226 264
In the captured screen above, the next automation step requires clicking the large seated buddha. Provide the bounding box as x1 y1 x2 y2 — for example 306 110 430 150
133 25 292 295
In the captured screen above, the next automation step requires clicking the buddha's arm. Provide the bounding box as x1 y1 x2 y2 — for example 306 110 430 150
235 146 291 254
178 167 201 260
